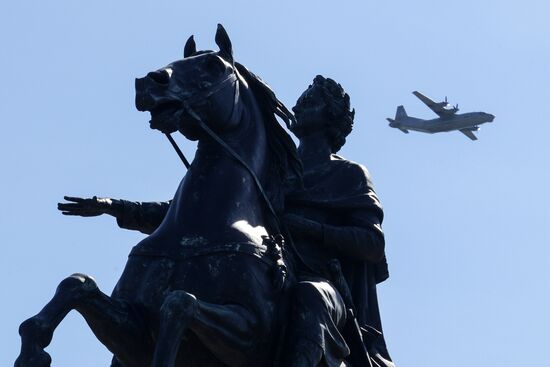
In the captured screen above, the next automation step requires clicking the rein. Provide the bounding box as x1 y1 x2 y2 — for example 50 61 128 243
166 67 318 278
187 107 281 234
167 69 282 235
165 71 239 168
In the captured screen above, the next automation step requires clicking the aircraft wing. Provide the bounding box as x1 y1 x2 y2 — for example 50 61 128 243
459 129 478 141
413 91 438 108
413 91 455 117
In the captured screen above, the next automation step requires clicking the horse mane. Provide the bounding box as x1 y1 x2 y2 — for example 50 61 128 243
235 62 303 213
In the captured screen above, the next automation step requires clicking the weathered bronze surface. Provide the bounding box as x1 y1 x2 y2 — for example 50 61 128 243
15 25 393 367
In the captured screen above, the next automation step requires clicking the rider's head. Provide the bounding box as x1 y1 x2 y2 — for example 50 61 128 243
291 75 355 153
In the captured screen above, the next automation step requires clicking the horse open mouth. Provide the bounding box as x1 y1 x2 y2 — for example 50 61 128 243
148 101 184 129
150 101 182 119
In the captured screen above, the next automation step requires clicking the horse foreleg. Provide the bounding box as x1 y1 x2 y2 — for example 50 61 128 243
15 273 153 367
151 290 258 367
150 291 197 367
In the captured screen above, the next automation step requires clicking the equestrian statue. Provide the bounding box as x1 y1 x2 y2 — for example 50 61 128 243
15 25 394 367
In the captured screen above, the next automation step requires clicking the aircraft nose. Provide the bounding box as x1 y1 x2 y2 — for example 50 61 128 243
487 113 495 122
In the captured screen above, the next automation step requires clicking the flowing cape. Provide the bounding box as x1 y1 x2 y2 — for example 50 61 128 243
287 155 393 365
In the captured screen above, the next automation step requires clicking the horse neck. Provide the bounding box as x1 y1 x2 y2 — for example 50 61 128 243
196 85 269 181
163 87 271 244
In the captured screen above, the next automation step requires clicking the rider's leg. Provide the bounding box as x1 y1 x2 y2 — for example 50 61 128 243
285 280 349 367
151 290 259 367
15 273 153 367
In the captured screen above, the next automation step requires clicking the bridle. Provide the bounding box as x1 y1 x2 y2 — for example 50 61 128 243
165 67 282 234
164 63 317 279
164 70 238 169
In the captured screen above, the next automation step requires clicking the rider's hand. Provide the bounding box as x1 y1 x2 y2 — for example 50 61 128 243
57 196 120 217
283 213 323 241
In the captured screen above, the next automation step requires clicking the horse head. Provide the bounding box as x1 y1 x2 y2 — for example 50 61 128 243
135 24 243 141
136 24 302 219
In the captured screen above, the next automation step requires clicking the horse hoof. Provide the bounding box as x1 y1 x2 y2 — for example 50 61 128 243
17 317 53 367
19 317 52 348
14 349 51 367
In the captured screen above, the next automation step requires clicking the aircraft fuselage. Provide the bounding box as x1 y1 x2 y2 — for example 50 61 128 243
393 112 495 134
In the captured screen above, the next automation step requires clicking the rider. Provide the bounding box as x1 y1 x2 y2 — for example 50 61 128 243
57 75 394 367
282 75 393 367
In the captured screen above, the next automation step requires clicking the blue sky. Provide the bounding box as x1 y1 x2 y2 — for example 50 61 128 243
2 1 549 366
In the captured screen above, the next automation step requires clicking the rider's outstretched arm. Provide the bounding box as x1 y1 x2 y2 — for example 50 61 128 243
115 200 170 234
58 196 170 235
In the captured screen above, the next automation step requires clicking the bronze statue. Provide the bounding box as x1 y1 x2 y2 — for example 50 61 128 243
51 77 396 367
283 75 394 367
15 25 302 367
15 25 395 367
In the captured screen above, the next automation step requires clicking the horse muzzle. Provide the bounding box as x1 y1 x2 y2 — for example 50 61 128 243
135 77 159 112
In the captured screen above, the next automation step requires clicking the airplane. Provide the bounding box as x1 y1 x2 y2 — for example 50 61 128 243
387 91 495 140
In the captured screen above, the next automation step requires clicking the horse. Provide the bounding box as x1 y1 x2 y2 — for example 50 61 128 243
15 24 302 367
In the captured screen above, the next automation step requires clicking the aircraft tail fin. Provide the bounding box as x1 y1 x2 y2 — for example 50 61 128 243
395 105 408 120
388 105 411 134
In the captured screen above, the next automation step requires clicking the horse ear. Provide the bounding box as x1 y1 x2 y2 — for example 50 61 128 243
215 24 233 64
184 35 196 58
